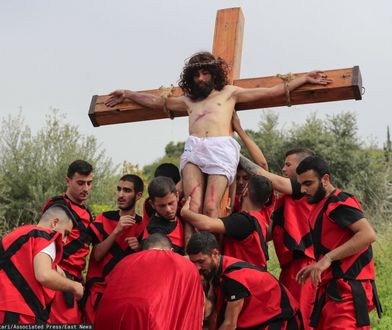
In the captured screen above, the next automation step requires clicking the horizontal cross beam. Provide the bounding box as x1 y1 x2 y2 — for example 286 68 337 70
88 66 362 127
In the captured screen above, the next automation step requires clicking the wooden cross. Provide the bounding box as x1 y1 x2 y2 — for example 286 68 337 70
88 7 362 127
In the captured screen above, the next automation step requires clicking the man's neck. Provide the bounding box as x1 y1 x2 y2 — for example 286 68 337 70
119 208 136 217
65 192 84 206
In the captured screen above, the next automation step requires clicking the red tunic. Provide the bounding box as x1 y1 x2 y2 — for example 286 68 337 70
0 225 63 322
223 211 269 269
308 189 381 328
272 193 316 329
94 250 204 330
42 194 93 323
215 256 301 329
83 210 145 323
143 214 185 255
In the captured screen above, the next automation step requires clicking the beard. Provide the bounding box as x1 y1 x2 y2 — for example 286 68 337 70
307 182 327 204
191 80 214 100
118 196 136 211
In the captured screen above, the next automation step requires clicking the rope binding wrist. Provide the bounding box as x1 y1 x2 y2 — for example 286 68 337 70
276 73 294 107
159 85 175 120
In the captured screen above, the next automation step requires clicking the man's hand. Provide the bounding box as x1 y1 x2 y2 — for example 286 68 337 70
72 281 85 301
105 89 127 107
305 71 333 85
296 255 332 285
180 196 191 217
113 215 136 235
125 236 141 251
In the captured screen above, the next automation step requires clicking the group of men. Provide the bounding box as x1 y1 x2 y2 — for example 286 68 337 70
0 51 382 329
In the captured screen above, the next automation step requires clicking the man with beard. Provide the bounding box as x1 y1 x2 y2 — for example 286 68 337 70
105 52 331 240
294 156 382 329
83 174 144 324
236 147 317 329
143 176 185 255
42 160 94 324
187 232 302 329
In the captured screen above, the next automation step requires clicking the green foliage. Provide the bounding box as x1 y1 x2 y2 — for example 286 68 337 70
0 110 117 233
370 226 392 328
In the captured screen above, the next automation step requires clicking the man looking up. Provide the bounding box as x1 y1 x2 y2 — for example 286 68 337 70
105 52 331 234
84 174 145 324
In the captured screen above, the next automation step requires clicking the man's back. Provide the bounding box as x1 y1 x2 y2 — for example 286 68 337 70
95 250 204 330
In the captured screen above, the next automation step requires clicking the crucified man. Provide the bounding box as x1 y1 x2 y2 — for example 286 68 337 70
105 51 331 241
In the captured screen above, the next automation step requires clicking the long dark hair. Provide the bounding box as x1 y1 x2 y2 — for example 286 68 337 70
178 52 229 100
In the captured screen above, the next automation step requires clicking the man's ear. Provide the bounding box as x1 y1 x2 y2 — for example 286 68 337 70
50 218 60 229
321 174 330 187
65 176 71 187
136 192 143 201
149 198 156 210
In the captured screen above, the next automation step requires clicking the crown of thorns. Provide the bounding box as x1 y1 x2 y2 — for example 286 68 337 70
183 59 221 70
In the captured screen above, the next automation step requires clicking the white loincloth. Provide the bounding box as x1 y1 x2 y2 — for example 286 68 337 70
180 136 240 184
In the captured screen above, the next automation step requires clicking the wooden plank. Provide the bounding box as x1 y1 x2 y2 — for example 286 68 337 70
89 66 362 127
212 7 244 82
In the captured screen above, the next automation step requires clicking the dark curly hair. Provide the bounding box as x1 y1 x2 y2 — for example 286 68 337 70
178 52 229 100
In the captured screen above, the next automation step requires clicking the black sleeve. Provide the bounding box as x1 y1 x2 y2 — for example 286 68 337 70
221 277 250 301
221 213 255 241
290 177 303 200
329 205 365 228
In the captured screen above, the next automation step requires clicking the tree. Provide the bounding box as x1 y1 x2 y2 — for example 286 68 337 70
0 110 117 233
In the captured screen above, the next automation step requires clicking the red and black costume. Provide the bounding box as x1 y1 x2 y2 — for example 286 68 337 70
233 192 276 226
214 256 302 329
94 250 204 330
272 178 316 329
143 214 185 255
42 194 93 323
0 225 63 324
221 211 269 269
308 189 382 329
83 210 144 324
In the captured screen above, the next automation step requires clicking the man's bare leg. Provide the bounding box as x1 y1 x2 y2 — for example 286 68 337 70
203 175 228 218
182 163 205 242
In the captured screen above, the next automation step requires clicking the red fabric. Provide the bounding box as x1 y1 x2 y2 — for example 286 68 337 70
44 195 93 323
233 193 275 226
84 211 145 323
0 225 62 318
43 195 93 279
314 279 374 330
216 256 300 329
0 310 36 324
142 216 185 249
279 256 317 330
48 291 82 324
94 250 204 330
223 211 269 268
272 194 315 267
309 189 375 285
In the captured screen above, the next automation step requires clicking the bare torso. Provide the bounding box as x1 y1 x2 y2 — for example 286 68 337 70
183 85 237 137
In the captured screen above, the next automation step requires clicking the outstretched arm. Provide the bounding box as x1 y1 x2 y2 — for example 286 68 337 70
105 89 188 112
181 197 226 233
239 155 293 195
232 111 268 170
233 71 332 103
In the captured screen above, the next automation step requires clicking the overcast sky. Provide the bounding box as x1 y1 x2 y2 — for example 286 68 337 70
1 0 391 167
